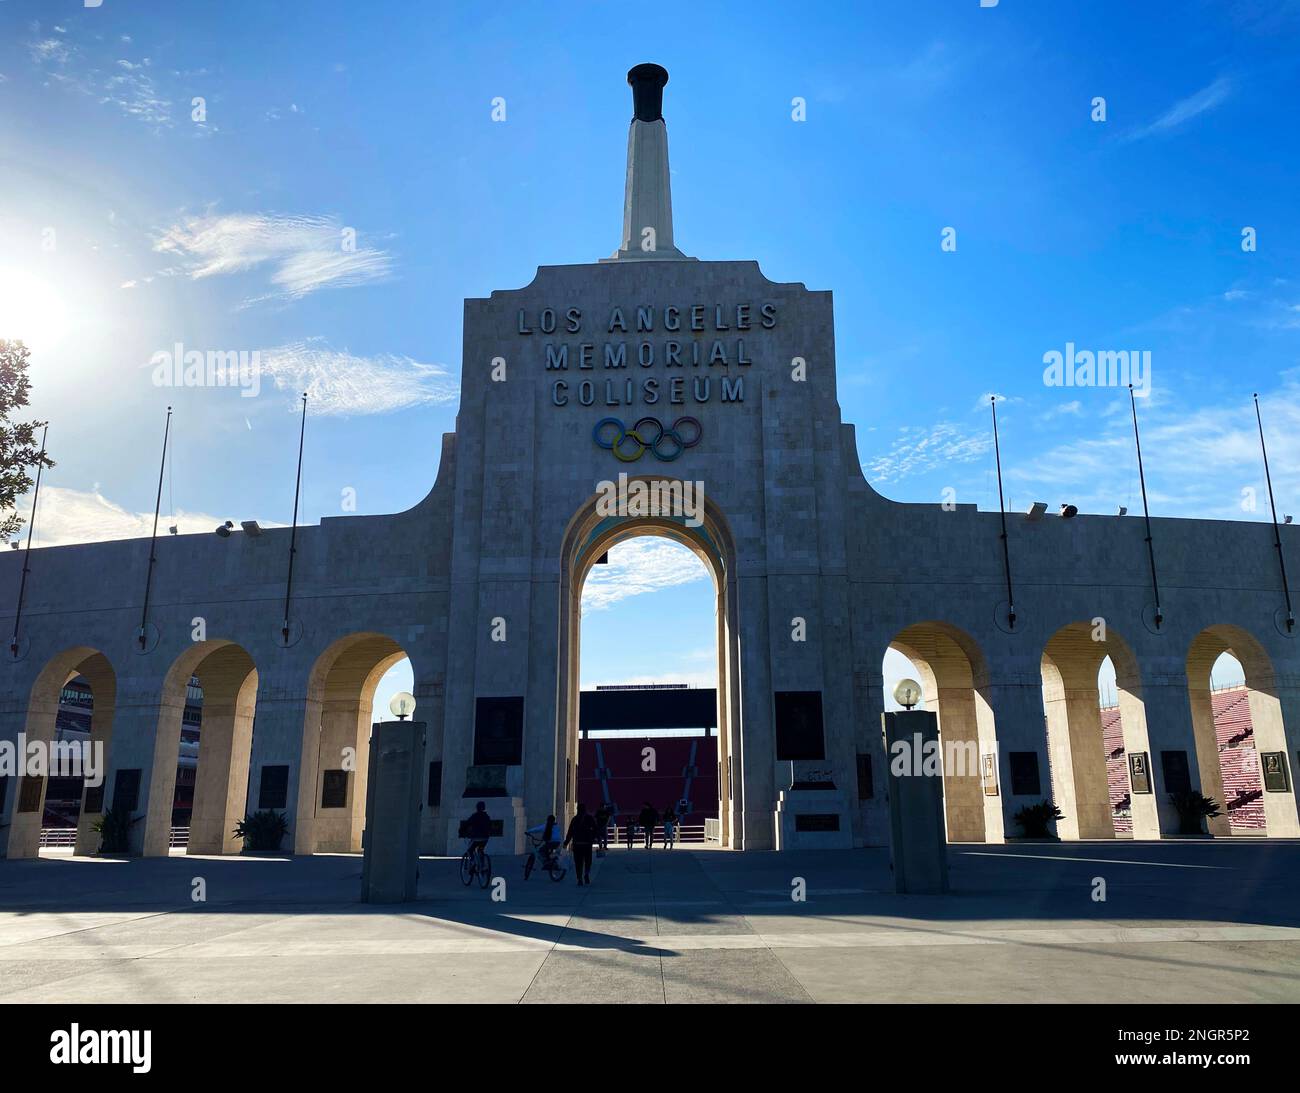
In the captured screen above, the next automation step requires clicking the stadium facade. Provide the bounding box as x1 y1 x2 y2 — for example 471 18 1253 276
1 64 1297 860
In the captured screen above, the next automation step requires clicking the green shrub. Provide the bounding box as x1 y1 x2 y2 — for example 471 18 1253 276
1013 800 1064 839
1169 791 1221 835
92 808 133 854
233 810 289 852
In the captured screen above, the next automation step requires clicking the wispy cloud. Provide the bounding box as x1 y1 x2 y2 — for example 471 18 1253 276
1124 77 1232 142
1006 376 1300 518
257 339 457 416
865 421 992 484
154 213 393 303
581 538 710 612
16 487 236 548
27 25 177 129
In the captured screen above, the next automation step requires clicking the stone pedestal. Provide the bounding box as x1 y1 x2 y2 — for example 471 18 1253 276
774 762 853 849
882 710 949 894
361 720 424 904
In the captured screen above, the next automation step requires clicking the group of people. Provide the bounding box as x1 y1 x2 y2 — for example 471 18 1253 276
467 799 684 888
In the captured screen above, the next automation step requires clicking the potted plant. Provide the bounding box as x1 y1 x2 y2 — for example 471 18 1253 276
233 810 289 852
92 808 133 855
1013 800 1064 839
1169 791 1221 836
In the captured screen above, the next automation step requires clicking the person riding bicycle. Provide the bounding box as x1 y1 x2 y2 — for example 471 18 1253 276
525 814 561 867
464 801 493 862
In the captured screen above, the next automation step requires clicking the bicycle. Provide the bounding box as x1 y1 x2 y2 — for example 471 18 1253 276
460 840 492 888
523 834 567 882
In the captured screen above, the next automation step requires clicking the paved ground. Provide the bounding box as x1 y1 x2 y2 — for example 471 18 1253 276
1 840 1298 1003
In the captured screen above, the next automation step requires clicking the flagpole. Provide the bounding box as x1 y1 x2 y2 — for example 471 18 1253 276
1128 385 1163 628
138 406 172 650
9 424 49 658
282 392 308 644
1254 392 1294 633
991 396 1016 630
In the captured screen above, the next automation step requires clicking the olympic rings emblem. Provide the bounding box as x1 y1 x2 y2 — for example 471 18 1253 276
593 416 702 462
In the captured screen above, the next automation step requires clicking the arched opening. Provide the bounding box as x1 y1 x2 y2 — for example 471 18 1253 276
558 480 741 847
296 632 410 854
143 641 258 856
1206 652 1266 833
3 647 116 859
576 536 719 847
1187 625 1297 838
884 622 996 843
1040 622 1149 840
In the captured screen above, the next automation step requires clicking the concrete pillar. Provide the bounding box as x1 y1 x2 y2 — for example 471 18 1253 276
738 573 775 850
188 671 257 855
74 656 117 856
1184 682 1233 838
309 693 372 853
980 674 1052 839
1042 676 1115 840
4 684 60 859
416 674 446 854
933 685 986 842
1245 680 1300 837
109 686 182 858
1131 674 1218 837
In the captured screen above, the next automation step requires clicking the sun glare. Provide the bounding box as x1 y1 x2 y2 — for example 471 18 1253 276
0 268 71 355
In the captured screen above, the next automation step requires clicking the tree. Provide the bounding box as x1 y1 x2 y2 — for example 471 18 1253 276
0 340 56 543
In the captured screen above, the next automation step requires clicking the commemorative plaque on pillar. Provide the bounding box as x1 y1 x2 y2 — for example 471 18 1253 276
881 710 949 894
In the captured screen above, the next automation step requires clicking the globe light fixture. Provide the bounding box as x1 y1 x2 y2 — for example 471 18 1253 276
893 678 922 710
388 691 416 720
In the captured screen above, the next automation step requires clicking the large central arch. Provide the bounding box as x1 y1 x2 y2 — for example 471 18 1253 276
557 478 743 846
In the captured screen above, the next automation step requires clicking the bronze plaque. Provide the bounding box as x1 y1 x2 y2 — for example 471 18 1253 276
17 776 44 814
1261 751 1290 793
981 753 999 796
1128 752 1152 794
320 770 349 809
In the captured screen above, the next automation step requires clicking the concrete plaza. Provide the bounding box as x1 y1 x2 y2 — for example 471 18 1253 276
1 841 1297 1004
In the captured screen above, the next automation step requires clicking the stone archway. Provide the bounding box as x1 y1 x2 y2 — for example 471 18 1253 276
3 646 116 860
296 632 410 854
557 479 743 846
887 622 996 843
1188 624 1298 838
142 641 259 857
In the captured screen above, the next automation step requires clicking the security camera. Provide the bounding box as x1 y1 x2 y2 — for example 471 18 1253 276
215 520 235 538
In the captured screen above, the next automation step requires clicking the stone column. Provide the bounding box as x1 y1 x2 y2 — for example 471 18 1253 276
1245 677 1300 838
1134 672 1221 837
738 573 775 850
1042 677 1115 840
188 672 257 854
74 657 117 855
979 670 1052 839
106 684 182 858
934 685 987 842
4 685 60 859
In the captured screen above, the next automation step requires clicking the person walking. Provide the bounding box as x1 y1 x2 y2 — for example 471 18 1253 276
624 813 636 849
661 804 678 849
563 802 599 886
638 802 659 850
595 802 612 855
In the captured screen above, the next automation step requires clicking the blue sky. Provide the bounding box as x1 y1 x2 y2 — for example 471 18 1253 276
3 0 1296 707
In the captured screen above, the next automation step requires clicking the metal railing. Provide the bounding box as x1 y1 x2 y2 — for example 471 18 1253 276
601 822 708 844
39 826 190 849
704 817 722 842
